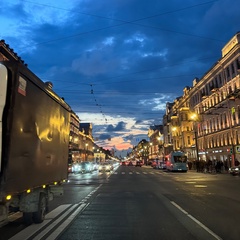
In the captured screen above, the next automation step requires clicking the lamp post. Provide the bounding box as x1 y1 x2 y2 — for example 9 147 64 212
144 146 147 165
149 142 153 161
190 113 200 170
85 143 88 161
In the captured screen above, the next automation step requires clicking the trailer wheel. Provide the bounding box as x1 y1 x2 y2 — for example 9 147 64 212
23 212 33 225
33 193 47 223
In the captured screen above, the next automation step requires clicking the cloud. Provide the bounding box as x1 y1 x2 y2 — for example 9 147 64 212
1 0 239 155
98 134 112 141
106 121 126 132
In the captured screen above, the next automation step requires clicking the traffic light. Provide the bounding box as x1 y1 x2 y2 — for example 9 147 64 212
230 148 233 154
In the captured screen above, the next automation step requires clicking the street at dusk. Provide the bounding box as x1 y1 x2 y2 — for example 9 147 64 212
1 165 240 240
1 1 240 239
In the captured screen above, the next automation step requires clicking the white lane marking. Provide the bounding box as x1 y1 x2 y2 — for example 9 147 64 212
136 172 140 174
9 204 72 240
32 204 80 240
143 172 147 174
194 185 207 188
129 172 133 174
171 201 222 240
46 203 88 240
10 184 103 240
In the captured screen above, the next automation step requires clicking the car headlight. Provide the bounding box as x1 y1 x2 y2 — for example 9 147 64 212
73 164 80 171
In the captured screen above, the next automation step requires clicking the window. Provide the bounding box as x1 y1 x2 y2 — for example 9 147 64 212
219 74 222 85
220 135 223 146
216 118 219 131
232 108 236 122
237 58 240 69
219 114 222 130
226 67 230 78
231 63 235 76
238 106 240 121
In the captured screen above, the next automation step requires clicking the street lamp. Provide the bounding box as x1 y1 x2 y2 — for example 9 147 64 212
190 113 200 170
85 143 88 161
149 142 153 161
144 146 147 165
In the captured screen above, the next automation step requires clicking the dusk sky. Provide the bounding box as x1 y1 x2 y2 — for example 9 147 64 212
1 0 239 155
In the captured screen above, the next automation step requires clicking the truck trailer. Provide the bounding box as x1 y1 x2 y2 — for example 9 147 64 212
0 40 71 225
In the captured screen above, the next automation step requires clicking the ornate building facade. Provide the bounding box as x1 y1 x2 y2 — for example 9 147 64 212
165 32 240 168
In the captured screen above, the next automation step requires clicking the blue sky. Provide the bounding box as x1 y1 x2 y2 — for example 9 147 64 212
1 0 239 155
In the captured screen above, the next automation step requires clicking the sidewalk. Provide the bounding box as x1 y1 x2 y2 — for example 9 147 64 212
188 168 230 174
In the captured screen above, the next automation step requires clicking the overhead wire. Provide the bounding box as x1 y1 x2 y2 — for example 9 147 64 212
12 1 224 126
22 0 223 47
90 84 108 124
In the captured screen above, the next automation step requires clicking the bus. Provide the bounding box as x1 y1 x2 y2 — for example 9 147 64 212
165 151 188 172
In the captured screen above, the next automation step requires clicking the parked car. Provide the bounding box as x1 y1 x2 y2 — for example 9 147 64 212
128 161 133 166
135 161 143 167
229 166 240 176
158 161 167 170
152 161 166 170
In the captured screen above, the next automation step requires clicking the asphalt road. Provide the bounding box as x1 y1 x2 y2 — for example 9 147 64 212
1 165 240 240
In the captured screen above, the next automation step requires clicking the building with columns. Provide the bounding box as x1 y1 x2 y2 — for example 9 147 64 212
165 32 240 168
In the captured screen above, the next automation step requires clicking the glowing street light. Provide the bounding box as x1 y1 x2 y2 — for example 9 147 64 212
190 113 200 168
85 143 88 161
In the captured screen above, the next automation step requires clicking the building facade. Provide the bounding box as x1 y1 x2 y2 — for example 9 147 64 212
165 32 240 169
147 125 164 160
188 32 240 168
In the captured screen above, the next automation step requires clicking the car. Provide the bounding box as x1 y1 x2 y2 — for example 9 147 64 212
158 161 167 170
135 161 143 167
98 162 112 172
151 161 157 168
152 161 166 170
91 162 98 171
72 162 93 173
127 161 133 166
229 166 240 176
121 161 127 166
83 162 94 172
72 162 82 173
